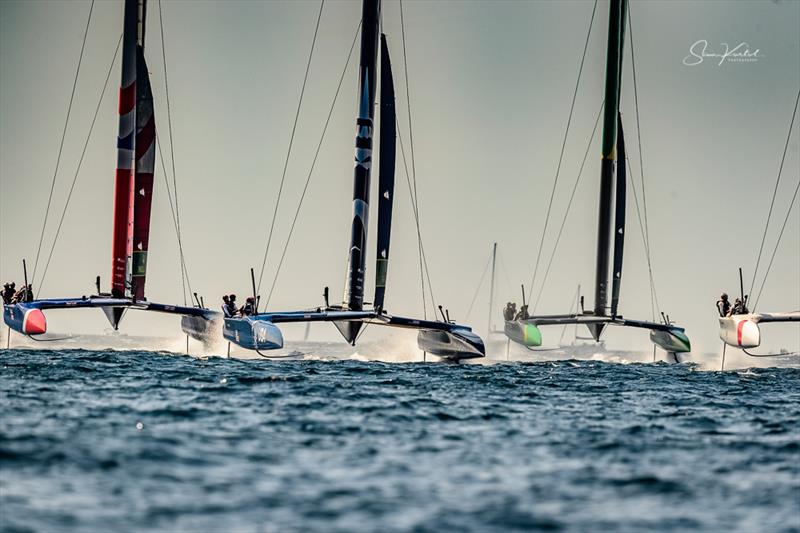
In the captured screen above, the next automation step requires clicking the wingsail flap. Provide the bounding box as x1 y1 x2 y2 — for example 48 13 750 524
610 113 626 317
131 45 156 301
374 33 396 311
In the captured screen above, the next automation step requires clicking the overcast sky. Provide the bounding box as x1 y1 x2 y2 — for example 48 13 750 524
1 0 798 355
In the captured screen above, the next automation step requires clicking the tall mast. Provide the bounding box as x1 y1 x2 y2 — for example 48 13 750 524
488 242 497 336
341 0 381 343
111 0 139 298
591 0 625 338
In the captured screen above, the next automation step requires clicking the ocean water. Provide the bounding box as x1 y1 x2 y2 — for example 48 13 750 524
1 348 799 532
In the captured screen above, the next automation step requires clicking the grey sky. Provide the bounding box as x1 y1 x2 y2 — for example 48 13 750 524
1 0 798 354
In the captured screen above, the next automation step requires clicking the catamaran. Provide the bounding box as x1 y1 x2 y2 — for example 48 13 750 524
223 0 484 361
504 0 691 360
718 270 799 367
3 0 218 344
718 90 800 369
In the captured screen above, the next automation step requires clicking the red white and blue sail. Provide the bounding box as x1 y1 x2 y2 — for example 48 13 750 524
112 0 154 301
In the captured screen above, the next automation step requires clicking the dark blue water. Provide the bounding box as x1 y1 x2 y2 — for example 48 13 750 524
1 349 798 532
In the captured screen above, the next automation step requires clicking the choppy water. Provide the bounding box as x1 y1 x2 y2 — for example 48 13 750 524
1 348 799 532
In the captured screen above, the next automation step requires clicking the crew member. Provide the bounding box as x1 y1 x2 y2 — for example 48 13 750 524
240 297 255 317
222 295 233 318
226 294 239 317
716 293 731 317
731 298 749 316
1 282 14 304
503 302 516 321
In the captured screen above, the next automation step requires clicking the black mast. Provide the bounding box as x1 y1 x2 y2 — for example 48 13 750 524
591 0 626 339
341 0 381 343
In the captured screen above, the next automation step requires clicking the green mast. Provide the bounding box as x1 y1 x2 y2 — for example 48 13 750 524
591 0 627 339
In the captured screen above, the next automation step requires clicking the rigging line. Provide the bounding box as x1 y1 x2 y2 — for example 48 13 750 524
748 88 800 300
37 34 123 297
629 6 659 320
397 121 438 317
399 0 427 319
256 0 325 295
527 0 598 301
156 129 192 298
263 22 361 310
498 253 515 295
396 122 426 317
31 0 95 287
158 0 191 305
625 137 661 318
532 101 604 314
752 177 800 311
628 4 651 258
558 284 581 345
464 250 493 321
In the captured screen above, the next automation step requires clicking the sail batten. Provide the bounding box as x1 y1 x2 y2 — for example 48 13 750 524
374 34 396 311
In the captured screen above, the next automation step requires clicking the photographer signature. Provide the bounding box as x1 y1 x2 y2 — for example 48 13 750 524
683 40 761 66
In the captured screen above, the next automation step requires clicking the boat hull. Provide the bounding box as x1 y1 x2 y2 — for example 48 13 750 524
417 328 485 361
504 320 542 347
181 315 221 346
650 328 691 353
3 304 47 335
718 316 760 348
223 317 284 350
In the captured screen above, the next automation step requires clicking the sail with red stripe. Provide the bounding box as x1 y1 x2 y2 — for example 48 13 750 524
131 43 155 300
111 0 155 301
111 0 138 298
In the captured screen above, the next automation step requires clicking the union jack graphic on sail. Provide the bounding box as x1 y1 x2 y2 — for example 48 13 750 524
131 46 156 300
111 0 139 298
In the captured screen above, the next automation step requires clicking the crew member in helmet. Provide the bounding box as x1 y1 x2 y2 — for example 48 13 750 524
226 294 239 317
222 295 233 317
716 293 731 317
240 297 255 317
731 297 749 316
1 283 14 304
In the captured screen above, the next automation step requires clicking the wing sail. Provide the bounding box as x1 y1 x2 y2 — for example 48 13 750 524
131 44 156 300
374 33 396 311
341 0 381 343
610 112 626 317
111 0 139 297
